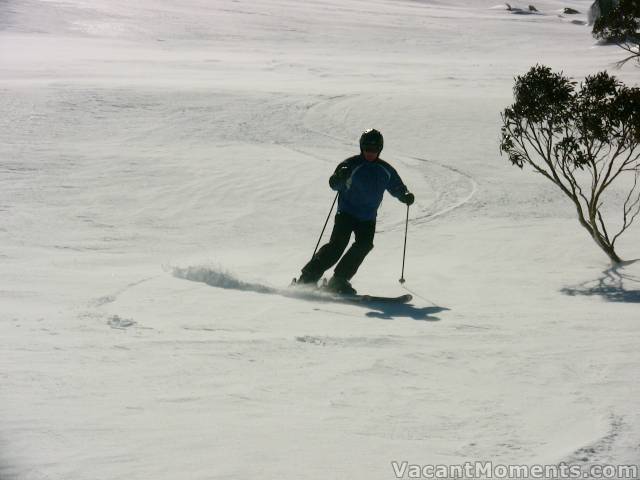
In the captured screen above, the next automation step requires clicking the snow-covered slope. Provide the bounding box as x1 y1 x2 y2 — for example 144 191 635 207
1 0 639 479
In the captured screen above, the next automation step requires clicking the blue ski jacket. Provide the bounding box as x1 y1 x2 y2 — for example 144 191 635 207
329 154 409 221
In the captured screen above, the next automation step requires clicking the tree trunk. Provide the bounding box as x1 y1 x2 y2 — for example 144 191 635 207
597 239 623 264
588 219 623 265
573 201 624 265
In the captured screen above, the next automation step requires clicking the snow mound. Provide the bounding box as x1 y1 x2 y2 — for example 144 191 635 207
490 3 541 14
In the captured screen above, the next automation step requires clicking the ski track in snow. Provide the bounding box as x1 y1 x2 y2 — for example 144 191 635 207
563 414 625 464
294 93 480 231
89 276 158 307
408 155 479 225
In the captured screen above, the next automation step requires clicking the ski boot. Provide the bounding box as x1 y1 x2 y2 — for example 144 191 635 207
291 272 320 288
326 276 357 295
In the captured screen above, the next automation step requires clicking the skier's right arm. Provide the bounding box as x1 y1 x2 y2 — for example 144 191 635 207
329 162 351 191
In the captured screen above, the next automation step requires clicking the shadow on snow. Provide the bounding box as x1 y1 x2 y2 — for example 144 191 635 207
172 266 447 321
561 259 640 303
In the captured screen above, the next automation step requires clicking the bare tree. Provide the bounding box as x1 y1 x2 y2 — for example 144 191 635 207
500 65 640 264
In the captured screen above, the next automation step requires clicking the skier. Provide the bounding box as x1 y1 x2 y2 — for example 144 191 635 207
296 128 414 294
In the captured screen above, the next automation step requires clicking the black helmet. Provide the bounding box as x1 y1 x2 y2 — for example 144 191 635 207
359 128 383 153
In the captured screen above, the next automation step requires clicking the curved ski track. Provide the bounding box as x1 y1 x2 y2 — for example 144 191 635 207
289 93 479 232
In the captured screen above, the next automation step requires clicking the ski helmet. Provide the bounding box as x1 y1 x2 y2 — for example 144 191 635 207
359 128 383 153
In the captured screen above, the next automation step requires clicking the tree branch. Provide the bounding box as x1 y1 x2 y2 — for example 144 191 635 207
612 170 640 246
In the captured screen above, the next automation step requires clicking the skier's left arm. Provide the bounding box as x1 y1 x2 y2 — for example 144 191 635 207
386 166 415 206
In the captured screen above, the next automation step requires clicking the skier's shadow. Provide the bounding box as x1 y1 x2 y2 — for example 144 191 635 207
561 259 640 303
361 302 448 321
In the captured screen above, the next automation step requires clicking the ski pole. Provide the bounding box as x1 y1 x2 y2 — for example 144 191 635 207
399 204 410 284
311 192 339 260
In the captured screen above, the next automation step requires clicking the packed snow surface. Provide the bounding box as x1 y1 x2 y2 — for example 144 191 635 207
1 0 639 478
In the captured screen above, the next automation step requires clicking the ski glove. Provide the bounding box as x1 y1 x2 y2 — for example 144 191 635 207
329 166 351 189
401 192 415 206
335 165 350 181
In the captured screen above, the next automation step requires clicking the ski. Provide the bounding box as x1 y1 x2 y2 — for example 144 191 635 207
290 278 412 303
337 293 413 304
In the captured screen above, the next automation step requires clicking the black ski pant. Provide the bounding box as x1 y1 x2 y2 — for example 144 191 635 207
302 212 375 282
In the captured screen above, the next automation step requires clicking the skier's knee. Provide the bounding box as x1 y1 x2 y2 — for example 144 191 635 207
330 238 350 252
356 241 374 254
